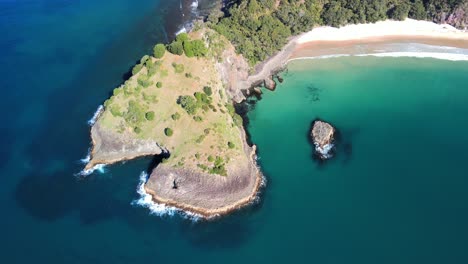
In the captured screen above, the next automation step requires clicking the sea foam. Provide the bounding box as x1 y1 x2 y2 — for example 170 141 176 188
131 171 201 221
88 105 103 126
289 51 468 62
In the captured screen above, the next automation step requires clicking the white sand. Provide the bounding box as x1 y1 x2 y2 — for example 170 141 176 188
297 19 468 44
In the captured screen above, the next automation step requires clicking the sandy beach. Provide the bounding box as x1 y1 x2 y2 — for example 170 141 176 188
291 19 468 59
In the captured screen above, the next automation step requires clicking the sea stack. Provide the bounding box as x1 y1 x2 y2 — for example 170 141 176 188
311 120 336 160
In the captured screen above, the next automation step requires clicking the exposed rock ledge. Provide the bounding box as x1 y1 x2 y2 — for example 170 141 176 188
85 123 166 171
311 120 336 160
85 122 262 218
145 143 262 218
217 35 300 102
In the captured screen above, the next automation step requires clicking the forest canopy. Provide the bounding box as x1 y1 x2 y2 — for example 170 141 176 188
211 0 466 65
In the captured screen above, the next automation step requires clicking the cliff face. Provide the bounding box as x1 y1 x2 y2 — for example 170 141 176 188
433 2 468 30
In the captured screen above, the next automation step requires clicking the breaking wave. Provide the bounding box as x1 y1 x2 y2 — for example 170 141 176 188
289 51 468 62
131 171 201 221
87 105 103 126
75 163 107 177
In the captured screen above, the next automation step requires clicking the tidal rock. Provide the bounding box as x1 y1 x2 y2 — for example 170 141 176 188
264 77 276 90
311 120 335 160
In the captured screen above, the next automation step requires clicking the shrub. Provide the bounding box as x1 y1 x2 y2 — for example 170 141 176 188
193 116 203 122
137 75 152 88
134 127 142 134
171 112 180 120
191 39 208 57
195 153 201 159
156 82 162 88
172 62 184 73
207 155 214 162
140 55 149 64
124 100 146 125
145 111 155 121
203 86 212 96
194 92 211 104
185 72 192 78
110 105 122 117
147 67 157 77
195 134 205 143
153 43 166 59
228 142 235 149
167 41 184 55
164 127 173 137
132 64 144 75
183 40 195 57
177 95 198 115
176 33 189 43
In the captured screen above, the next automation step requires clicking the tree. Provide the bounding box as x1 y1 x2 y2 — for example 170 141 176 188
153 44 166 58
167 41 184 55
191 40 208 57
409 0 427 20
389 3 411 21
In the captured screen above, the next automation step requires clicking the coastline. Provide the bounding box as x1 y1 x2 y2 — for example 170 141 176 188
243 19 468 92
85 19 467 220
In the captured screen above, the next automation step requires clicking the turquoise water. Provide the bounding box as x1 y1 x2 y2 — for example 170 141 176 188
2 0 468 262
244 57 468 263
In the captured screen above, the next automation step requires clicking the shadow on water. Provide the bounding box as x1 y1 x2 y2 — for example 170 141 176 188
181 202 264 249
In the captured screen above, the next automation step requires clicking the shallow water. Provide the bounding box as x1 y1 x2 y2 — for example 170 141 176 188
245 57 468 263
2 0 468 263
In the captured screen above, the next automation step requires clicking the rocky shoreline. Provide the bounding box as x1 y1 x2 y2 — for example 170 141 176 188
85 122 166 172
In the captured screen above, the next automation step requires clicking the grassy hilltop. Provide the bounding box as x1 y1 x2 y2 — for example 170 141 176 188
97 29 245 176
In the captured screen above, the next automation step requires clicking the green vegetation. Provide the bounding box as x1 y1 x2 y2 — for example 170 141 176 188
177 91 213 115
145 111 155 121
137 75 152 88
171 112 181 120
228 141 235 149
124 100 146 126
153 43 166 58
166 32 208 58
99 40 245 177
212 0 465 65
177 95 198 115
132 64 144 75
167 41 184 55
172 62 185 73
203 86 212 96
209 156 227 176
165 127 173 137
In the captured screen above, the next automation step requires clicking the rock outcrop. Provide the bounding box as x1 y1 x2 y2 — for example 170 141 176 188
432 1 468 30
311 120 335 160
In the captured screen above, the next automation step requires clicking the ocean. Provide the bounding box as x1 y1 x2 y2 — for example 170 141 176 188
1 0 468 263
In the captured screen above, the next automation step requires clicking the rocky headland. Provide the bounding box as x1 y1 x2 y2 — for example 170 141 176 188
84 29 263 218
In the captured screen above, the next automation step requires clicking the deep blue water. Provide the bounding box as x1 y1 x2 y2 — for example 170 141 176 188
2 1 468 263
